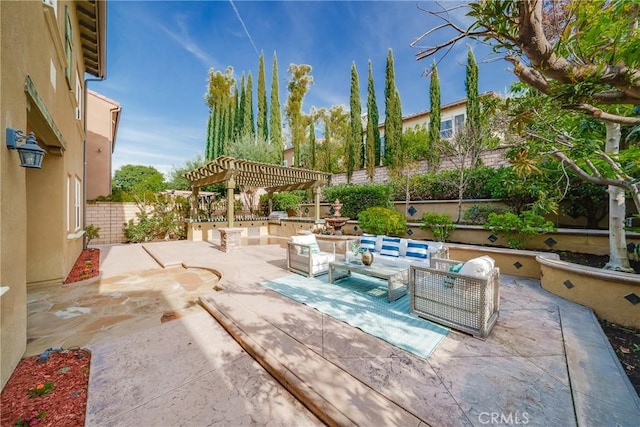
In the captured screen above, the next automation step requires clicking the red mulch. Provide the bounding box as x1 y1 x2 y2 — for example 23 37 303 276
63 249 100 284
0 349 90 427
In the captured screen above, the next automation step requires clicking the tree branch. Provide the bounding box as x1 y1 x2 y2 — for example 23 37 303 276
566 104 640 125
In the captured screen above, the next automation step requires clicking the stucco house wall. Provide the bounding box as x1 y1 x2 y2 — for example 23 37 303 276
86 90 121 200
0 0 106 388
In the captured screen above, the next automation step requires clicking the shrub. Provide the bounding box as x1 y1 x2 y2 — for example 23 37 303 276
84 224 100 245
357 207 406 236
484 210 556 249
420 213 456 242
123 194 189 243
323 184 393 219
462 204 510 225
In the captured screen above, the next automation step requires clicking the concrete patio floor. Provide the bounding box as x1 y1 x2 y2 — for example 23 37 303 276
26 240 640 426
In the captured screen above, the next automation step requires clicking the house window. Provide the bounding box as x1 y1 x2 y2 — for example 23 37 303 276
454 114 465 133
75 70 82 120
74 177 82 231
64 5 73 87
440 120 453 139
68 176 82 232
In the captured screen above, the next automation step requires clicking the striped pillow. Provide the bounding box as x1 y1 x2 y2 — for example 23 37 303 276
380 236 401 257
360 233 377 252
406 241 428 259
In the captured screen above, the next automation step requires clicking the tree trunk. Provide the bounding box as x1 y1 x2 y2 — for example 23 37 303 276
603 122 633 272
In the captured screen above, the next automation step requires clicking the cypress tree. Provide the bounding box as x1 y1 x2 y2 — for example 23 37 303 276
428 61 441 148
383 49 403 167
465 46 480 134
238 76 245 138
367 61 381 167
257 52 269 142
244 72 255 137
270 52 283 161
309 121 316 169
205 111 213 160
349 62 362 180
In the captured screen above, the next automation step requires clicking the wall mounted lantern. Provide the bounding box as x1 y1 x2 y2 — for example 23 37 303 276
5 127 45 169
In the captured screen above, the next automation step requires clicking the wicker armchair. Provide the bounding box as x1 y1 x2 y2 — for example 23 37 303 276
287 234 337 277
409 257 500 338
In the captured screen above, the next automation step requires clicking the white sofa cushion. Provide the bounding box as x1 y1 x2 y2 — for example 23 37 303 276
458 256 496 279
291 234 320 254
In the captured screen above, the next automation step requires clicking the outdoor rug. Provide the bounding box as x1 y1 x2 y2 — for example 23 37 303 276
261 273 449 359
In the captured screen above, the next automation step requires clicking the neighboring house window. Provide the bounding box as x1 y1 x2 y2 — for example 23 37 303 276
440 119 453 139
454 114 465 132
64 5 72 87
282 160 288 167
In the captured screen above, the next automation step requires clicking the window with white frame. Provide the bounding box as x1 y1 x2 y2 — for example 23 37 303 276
454 114 465 132
66 176 71 231
75 70 82 120
64 5 73 87
440 119 453 139
75 177 82 231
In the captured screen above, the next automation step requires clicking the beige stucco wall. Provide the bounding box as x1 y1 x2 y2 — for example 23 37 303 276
1 1 93 388
86 90 119 200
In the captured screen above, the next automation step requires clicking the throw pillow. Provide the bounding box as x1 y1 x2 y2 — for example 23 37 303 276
444 262 464 288
458 256 495 278
380 236 401 257
406 241 428 259
360 233 377 252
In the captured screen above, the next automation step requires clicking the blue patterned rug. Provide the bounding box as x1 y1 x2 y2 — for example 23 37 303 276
261 273 448 359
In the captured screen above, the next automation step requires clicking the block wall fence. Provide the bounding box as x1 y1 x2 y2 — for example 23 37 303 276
86 202 140 244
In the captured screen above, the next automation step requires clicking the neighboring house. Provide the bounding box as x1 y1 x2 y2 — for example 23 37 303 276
86 90 121 200
282 93 498 171
0 0 107 388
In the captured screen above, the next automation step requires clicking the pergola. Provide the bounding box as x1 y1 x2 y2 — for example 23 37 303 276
185 156 331 227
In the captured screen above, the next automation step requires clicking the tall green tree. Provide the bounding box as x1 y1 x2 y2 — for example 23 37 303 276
309 119 317 169
383 49 403 167
205 66 236 159
414 0 640 271
367 60 381 168
285 64 314 167
428 61 441 157
257 52 269 142
237 75 246 138
113 165 167 194
243 72 255 137
270 52 283 162
348 62 362 182
465 46 480 135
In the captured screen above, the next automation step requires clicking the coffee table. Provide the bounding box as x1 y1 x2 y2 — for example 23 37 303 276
328 260 409 302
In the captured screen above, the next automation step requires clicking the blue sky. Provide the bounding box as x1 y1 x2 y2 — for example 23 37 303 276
95 1 517 178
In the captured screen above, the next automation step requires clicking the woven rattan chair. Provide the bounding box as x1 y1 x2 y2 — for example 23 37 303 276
409 257 500 338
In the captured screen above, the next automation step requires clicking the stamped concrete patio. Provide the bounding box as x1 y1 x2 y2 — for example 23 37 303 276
26 240 640 426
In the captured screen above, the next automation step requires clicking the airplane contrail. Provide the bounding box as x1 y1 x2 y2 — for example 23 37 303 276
229 0 259 56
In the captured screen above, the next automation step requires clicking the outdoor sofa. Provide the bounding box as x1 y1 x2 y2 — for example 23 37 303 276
409 256 500 338
356 233 449 269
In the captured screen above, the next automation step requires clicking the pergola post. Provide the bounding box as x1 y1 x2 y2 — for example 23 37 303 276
314 186 321 220
268 191 273 215
189 186 199 220
226 175 236 227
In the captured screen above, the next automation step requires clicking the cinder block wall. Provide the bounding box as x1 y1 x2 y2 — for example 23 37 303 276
86 202 141 244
